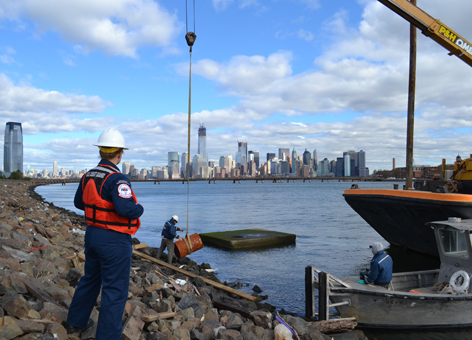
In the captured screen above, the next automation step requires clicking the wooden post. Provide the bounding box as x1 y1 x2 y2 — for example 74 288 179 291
305 266 315 318
319 272 329 321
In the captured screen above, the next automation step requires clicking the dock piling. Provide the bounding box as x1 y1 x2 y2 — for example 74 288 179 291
319 272 329 321
305 266 315 318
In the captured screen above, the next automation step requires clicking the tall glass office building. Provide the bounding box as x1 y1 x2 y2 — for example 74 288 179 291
198 123 208 167
168 151 179 178
4 122 23 174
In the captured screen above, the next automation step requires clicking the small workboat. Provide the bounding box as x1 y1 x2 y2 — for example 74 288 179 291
306 218 472 329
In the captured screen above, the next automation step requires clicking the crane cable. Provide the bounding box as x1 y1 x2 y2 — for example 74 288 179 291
184 0 196 254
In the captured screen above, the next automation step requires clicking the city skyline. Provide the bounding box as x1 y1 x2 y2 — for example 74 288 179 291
24 142 368 179
2 1 472 173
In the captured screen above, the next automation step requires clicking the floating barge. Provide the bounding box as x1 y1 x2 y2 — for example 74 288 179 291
199 229 296 250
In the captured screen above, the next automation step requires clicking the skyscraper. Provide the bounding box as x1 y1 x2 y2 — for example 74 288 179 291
181 151 190 178
319 158 329 176
236 141 248 169
343 150 358 175
343 154 351 177
53 160 58 177
291 148 297 174
198 123 208 166
4 122 23 174
122 161 131 175
336 157 344 177
313 149 318 171
278 148 290 161
168 151 179 178
303 149 311 167
248 150 260 168
192 154 203 178
358 150 366 176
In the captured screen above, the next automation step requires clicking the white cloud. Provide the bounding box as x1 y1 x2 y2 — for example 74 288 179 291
0 74 112 114
297 29 314 41
0 46 17 65
0 0 183 57
212 0 233 12
192 52 293 96
299 0 321 10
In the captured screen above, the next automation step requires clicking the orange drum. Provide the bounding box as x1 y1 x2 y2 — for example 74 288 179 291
174 233 203 258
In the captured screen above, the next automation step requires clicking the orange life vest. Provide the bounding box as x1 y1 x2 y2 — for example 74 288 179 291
82 164 140 235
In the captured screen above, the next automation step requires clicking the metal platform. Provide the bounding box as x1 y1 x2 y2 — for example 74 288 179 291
199 229 296 250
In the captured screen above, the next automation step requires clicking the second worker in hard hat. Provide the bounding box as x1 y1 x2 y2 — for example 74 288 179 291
157 215 184 264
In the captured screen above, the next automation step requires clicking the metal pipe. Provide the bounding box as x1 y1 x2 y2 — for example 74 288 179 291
328 300 350 308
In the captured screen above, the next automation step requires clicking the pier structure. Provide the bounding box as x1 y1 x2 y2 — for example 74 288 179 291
30 176 403 186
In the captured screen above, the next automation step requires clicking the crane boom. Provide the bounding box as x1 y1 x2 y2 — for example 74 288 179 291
378 0 472 67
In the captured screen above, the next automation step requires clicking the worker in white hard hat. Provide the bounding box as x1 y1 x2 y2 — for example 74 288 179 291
157 215 184 264
66 128 144 339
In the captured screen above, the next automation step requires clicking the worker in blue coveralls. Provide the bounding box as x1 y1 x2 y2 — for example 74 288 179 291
157 215 184 264
65 128 144 340
358 242 393 288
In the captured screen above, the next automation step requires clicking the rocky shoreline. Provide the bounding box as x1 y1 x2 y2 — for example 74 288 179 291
0 180 368 340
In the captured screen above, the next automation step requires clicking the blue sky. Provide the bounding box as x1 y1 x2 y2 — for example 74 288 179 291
2 0 472 173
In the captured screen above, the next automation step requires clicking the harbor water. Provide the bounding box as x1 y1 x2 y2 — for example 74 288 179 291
36 180 472 339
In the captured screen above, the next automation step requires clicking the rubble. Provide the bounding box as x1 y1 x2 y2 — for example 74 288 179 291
0 180 368 340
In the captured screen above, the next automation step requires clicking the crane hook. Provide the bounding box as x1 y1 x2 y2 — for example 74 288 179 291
185 32 197 52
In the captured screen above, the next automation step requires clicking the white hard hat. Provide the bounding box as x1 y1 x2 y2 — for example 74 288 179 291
171 215 179 222
94 128 128 149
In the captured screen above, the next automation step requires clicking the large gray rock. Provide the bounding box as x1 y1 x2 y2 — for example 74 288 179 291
0 316 24 339
177 294 209 319
3 297 30 319
14 319 45 333
216 328 243 340
1 246 37 263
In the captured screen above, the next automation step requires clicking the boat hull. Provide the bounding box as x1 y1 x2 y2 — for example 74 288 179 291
330 288 472 329
343 189 472 256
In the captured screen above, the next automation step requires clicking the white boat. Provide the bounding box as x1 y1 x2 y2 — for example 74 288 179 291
306 218 472 329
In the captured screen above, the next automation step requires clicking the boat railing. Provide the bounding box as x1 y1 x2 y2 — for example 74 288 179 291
390 269 439 291
305 265 357 321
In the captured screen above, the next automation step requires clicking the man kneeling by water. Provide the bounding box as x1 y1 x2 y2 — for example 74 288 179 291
358 242 393 288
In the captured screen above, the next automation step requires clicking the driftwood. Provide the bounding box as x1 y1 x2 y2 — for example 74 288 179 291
313 319 357 334
142 312 176 323
122 305 145 340
212 299 253 319
132 244 148 250
132 250 256 301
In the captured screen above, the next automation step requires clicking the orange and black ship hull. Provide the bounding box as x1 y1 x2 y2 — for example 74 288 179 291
343 189 472 256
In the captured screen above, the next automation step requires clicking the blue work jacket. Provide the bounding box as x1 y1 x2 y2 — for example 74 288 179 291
365 250 393 286
162 220 180 239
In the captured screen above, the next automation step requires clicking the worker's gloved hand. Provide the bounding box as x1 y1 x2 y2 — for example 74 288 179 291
357 280 365 284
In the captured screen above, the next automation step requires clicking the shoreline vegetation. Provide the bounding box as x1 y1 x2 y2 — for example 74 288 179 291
0 179 367 340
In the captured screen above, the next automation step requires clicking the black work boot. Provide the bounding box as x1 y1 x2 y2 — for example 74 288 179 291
65 318 94 334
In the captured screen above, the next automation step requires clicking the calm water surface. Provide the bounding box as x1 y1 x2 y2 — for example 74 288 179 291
35 180 471 339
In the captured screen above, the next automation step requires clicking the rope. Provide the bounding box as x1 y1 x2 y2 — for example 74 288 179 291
184 234 193 254
185 0 196 245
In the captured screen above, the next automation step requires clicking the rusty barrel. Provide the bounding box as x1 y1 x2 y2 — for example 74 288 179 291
174 233 203 258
